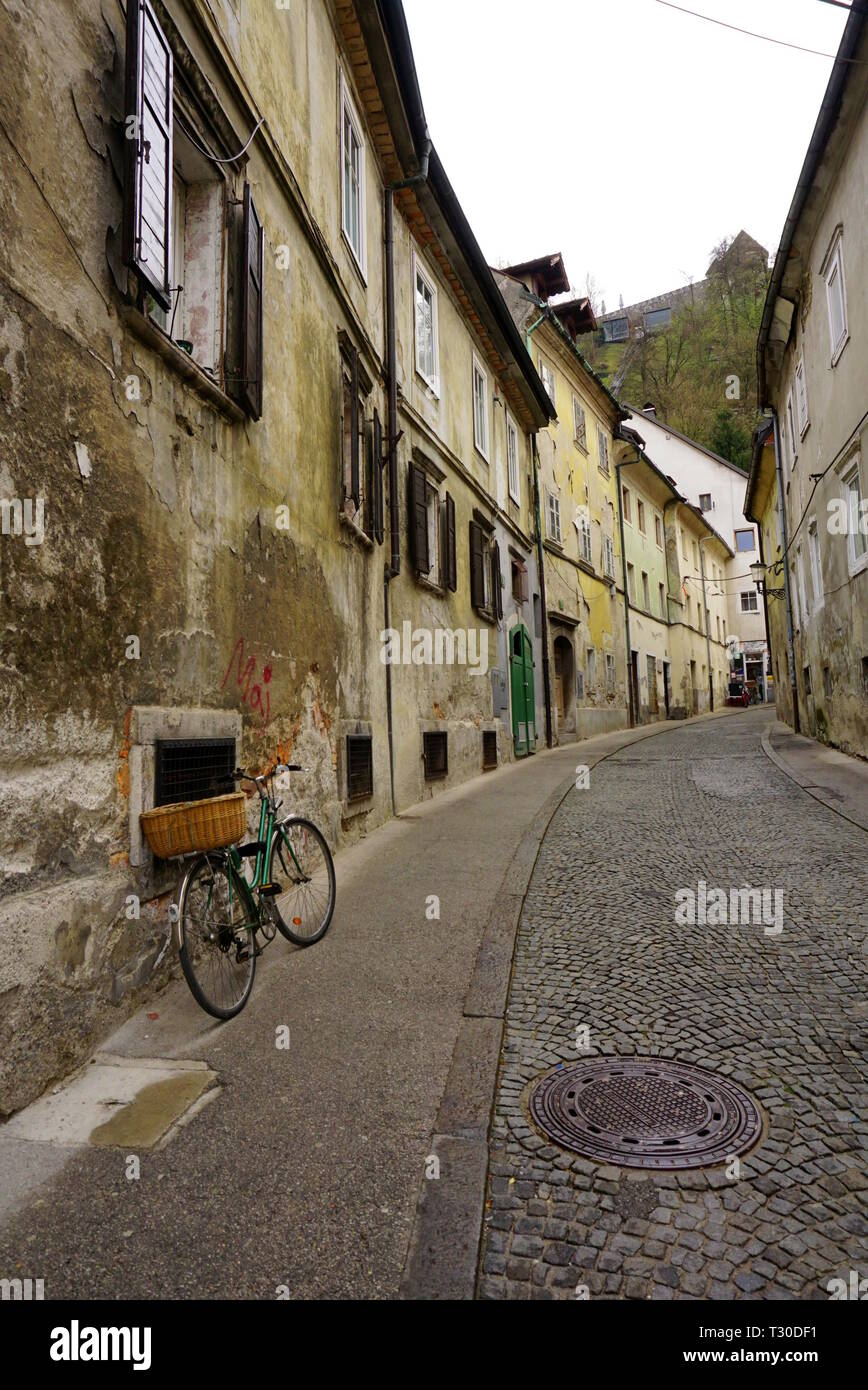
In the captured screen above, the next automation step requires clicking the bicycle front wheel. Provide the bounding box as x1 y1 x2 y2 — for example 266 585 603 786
178 853 257 1019
270 819 336 946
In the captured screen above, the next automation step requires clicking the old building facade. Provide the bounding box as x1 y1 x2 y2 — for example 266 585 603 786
751 9 868 757
0 0 552 1113
496 259 630 745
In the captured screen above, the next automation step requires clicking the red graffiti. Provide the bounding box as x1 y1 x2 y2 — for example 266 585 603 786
222 636 272 728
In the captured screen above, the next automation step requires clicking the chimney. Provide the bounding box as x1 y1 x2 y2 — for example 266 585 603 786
642 402 657 419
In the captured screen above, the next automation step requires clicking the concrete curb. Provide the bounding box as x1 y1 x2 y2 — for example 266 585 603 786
760 723 868 835
398 709 733 1300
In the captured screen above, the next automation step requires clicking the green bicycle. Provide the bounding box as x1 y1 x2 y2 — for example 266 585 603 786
174 765 336 1019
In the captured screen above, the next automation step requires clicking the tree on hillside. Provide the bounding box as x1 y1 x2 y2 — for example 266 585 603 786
709 407 752 471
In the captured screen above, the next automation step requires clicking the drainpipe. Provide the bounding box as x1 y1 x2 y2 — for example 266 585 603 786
525 314 552 747
757 525 772 705
616 459 636 728
770 407 801 733
381 141 432 816
698 538 714 713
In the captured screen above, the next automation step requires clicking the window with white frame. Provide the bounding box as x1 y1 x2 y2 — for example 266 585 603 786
740 590 758 613
622 485 632 524
807 519 823 610
659 582 666 618
637 499 646 535
785 392 798 467
641 571 650 610
578 512 592 565
606 652 615 691
506 413 520 504
472 355 489 460
841 455 868 572
573 397 587 450
626 562 635 601
790 563 800 631
539 358 556 407
654 514 663 548
597 427 610 475
340 75 366 275
795 358 809 437
796 544 810 622
734 528 756 554
823 228 848 364
586 647 596 689
413 253 439 393
603 534 615 579
547 490 562 543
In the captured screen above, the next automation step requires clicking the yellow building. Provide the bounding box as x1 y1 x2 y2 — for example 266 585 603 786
496 258 629 742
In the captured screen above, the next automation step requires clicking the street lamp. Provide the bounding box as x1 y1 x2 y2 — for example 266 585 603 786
750 561 785 598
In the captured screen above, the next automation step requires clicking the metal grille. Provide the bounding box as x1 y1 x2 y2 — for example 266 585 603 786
346 735 373 802
482 730 498 771
528 1059 763 1171
154 738 236 808
422 731 448 782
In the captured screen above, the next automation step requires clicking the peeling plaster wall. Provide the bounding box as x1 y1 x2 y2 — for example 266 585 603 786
0 0 551 1113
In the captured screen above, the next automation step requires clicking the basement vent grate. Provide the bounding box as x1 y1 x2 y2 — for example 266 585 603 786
154 739 236 808
422 731 448 782
346 735 373 802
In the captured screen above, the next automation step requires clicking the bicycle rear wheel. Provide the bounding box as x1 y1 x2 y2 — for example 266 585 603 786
270 819 336 946
178 853 257 1019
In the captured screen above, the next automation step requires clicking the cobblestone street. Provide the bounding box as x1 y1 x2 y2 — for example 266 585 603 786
479 709 868 1300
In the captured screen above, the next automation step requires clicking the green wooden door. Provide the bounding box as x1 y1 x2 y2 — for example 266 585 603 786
510 624 536 758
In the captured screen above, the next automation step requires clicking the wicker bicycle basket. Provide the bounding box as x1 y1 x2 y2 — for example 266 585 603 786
140 792 247 860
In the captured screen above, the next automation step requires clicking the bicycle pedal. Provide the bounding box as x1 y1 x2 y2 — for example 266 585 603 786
258 883 281 898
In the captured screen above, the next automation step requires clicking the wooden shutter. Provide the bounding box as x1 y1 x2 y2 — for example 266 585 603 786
123 0 173 309
493 540 503 619
519 561 529 603
469 521 485 609
373 409 384 545
445 492 457 592
348 347 360 508
241 183 264 420
408 464 430 574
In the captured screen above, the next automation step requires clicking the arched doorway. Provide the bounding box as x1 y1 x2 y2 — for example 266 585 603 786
509 624 536 758
553 635 576 738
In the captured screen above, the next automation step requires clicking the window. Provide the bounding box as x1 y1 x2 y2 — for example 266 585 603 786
597 427 610 475
469 520 501 617
122 3 264 416
644 306 671 330
346 736 373 802
796 544 810 622
659 582 666 618
603 534 616 579
408 463 457 590
472 356 490 460
807 520 823 611
823 229 848 363
803 665 813 697
423 731 448 782
539 358 556 407
578 512 592 565
637 499 646 534
547 490 562 544
790 564 800 631
841 458 868 572
341 345 366 526
573 398 587 450
692 542 698 570
603 316 628 343
734 529 756 554
586 648 597 689
795 358 809 437
413 253 439 393
341 74 366 274
785 392 797 468
681 530 688 560
511 557 529 603
699 493 712 513
506 413 520 504
823 666 832 698
626 562 635 601
622 486 632 524
606 653 615 692
740 590 758 613
654 514 663 547
641 571 650 610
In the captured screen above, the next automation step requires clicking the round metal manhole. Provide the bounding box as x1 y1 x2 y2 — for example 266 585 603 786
528 1059 762 1171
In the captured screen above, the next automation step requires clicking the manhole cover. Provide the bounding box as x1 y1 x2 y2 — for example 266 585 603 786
528 1059 762 1170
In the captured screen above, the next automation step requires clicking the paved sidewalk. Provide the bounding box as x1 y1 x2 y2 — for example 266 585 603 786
0 714 690 1300
479 708 868 1300
762 719 868 832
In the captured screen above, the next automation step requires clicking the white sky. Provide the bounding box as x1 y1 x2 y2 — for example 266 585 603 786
402 0 850 309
